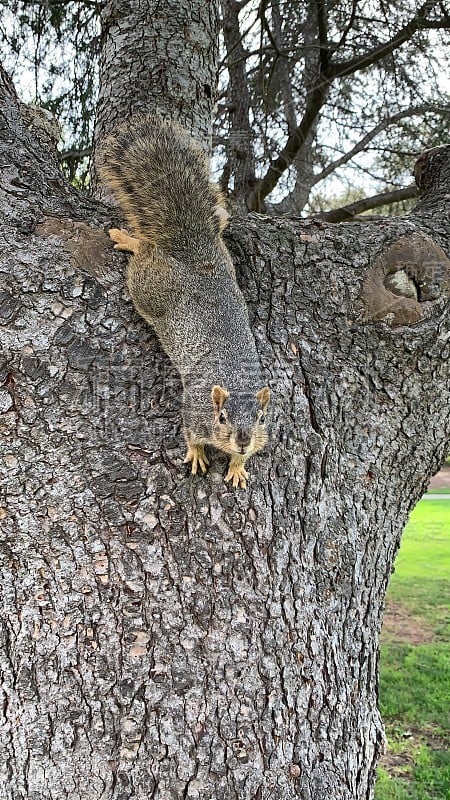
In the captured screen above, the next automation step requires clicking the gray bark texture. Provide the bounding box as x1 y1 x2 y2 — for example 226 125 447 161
93 0 220 181
1 60 450 800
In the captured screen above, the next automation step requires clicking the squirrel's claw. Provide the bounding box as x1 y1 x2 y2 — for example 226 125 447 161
184 444 209 475
225 461 249 489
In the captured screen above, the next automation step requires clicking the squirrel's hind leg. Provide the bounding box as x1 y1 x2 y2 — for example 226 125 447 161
109 228 140 254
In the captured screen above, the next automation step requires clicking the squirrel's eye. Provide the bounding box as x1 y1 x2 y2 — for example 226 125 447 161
259 414 265 425
219 411 226 424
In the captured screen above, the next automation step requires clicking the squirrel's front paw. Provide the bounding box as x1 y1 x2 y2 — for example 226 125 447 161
225 460 249 489
184 444 209 475
109 228 140 254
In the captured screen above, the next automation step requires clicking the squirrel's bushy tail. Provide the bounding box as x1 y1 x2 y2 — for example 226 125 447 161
98 115 227 253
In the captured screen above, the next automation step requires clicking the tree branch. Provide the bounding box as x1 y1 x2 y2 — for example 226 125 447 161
312 105 450 186
334 0 358 52
250 5 340 218
329 0 445 79
221 0 256 204
271 0 297 133
316 184 420 222
247 1 448 212
59 146 92 162
316 0 329 72
247 82 329 212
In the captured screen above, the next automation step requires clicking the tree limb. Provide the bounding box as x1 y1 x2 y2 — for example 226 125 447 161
329 0 446 79
271 0 297 133
59 146 92 162
247 82 329 212
316 184 420 222
311 105 450 186
334 0 358 52
221 0 256 204
316 0 329 72
248 1 447 211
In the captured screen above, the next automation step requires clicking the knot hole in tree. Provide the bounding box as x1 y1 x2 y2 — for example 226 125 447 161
361 145 450 327
362 232 450 326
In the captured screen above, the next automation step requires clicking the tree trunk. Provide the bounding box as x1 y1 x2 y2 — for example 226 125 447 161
273 0 325 215
1 25 450 800
93 0 220 186
221 0 257 208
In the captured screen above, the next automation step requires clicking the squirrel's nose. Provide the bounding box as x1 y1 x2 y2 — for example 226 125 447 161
236 429 251 448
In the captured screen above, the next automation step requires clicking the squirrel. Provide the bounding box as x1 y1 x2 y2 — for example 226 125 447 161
98 115 271 488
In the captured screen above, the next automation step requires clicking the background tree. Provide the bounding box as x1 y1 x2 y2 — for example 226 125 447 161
1 0 449 215
233 0 450 214
1 2 450 800
0 0 99 183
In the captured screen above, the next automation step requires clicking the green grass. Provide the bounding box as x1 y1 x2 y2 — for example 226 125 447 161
376 749 450 800
376 767 411 800
379 644 449 730
375 497 450 800
414 749 450 798
387 499 450 638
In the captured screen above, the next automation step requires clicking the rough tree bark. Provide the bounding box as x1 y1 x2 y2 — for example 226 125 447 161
93 0 220 170
1 13 450 800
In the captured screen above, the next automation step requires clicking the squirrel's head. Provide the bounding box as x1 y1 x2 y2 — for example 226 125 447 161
210 384 271 457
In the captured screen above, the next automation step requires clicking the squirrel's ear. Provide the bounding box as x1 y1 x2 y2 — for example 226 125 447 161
214 205 229 232
256 386 271 411
211 385 229 411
